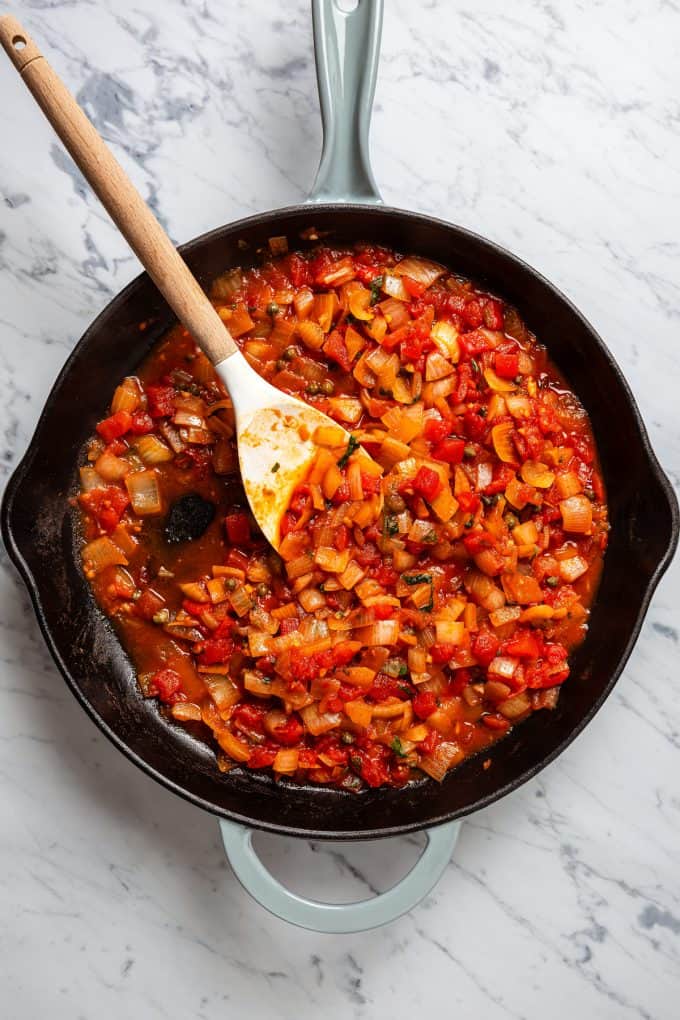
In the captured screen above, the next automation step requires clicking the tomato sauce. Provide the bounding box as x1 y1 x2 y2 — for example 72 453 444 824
77 241 608 790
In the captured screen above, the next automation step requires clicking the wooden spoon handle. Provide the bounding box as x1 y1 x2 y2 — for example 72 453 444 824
0 15 238 366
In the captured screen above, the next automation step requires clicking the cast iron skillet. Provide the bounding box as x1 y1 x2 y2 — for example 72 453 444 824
2 1 677 930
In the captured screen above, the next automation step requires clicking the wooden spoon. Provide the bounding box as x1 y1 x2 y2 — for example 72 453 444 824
0 15 366 549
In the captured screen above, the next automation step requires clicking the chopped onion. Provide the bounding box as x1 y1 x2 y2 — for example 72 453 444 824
560 495 593 534
484 367 517 393
425 351 455 382
393 256 445 286
300 703 342 736
171 702 202 722
135 434 173 465
501 571 543 605
81 536 127 576
559 555 589 582
216 729 252 762
125 469 163 516
206 676 241 714
355 619 400 646
111 377 141 414
419 740 463 781
273 748 299 773
488 656 519 681
430 321 460 361
498 692 531 719
520 460 555 489
79 466 104 492
491 422 516 464
381 274 410 302
95 449 130 482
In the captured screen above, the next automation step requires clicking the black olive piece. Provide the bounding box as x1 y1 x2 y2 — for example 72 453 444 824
164 492 216 544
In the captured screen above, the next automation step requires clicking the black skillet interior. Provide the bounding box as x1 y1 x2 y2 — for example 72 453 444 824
3 204 678 839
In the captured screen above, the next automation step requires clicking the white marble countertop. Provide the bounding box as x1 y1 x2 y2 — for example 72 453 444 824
1 1 678 1017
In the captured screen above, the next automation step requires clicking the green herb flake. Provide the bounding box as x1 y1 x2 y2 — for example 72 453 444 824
546 576 560 588
337 434 359 469
384 514 399 536
464 444 477 458
403 572 433 585
470 358 480 374
390 737 407 757
271 461 280 473
350 755 363 773
369 275 385 305
423 531 438 543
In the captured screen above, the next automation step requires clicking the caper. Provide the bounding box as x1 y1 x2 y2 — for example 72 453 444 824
504 512 519 530
385 491 406 512
266 302 280 317
321 379 335 395
225 577 237 591
307 381 321 395
283 345 297 361
256 583 270 597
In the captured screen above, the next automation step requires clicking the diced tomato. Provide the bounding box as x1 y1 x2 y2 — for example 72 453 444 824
371 602 395 621
287 253 311 288
483 298 505 330
446 668 474 697
145 385 176 418
350 745 390 788
412 466 442 502
128 410 155 434
463 409 488 441
369 672 412 702
232 702 267 734
420 729 440 755
248 747 277 768
360 471 381 495
226 548 249 571
432 437 465 464
225 511 251 545
332 642 358 667
472 629 500 667
504 630 541 659
457 491 481 512
494 351 519 379
96 410 132 444
79 485 129 534
148 668 183 704
463 530 495 555
430 642 459 665
371 563 398 587
182 598 209 618
198 637 234 666
355 541 381 567
462 300 484 330
423 417 450 443
331 480 351 504
401 275 428 298
483 463 515 495
334 524 350 552
270 715 304 746
482 713 510 732
323 330 352 372
413 691 438 719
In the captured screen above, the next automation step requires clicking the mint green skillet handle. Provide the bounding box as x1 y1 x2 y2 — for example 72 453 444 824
310 0 383 204
219 819 460 933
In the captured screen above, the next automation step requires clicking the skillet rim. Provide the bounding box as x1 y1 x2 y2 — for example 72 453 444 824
2 201 678 839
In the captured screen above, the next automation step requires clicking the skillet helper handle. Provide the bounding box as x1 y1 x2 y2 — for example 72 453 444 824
219 819 461 934
310 0 383 204
0 15 238 367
